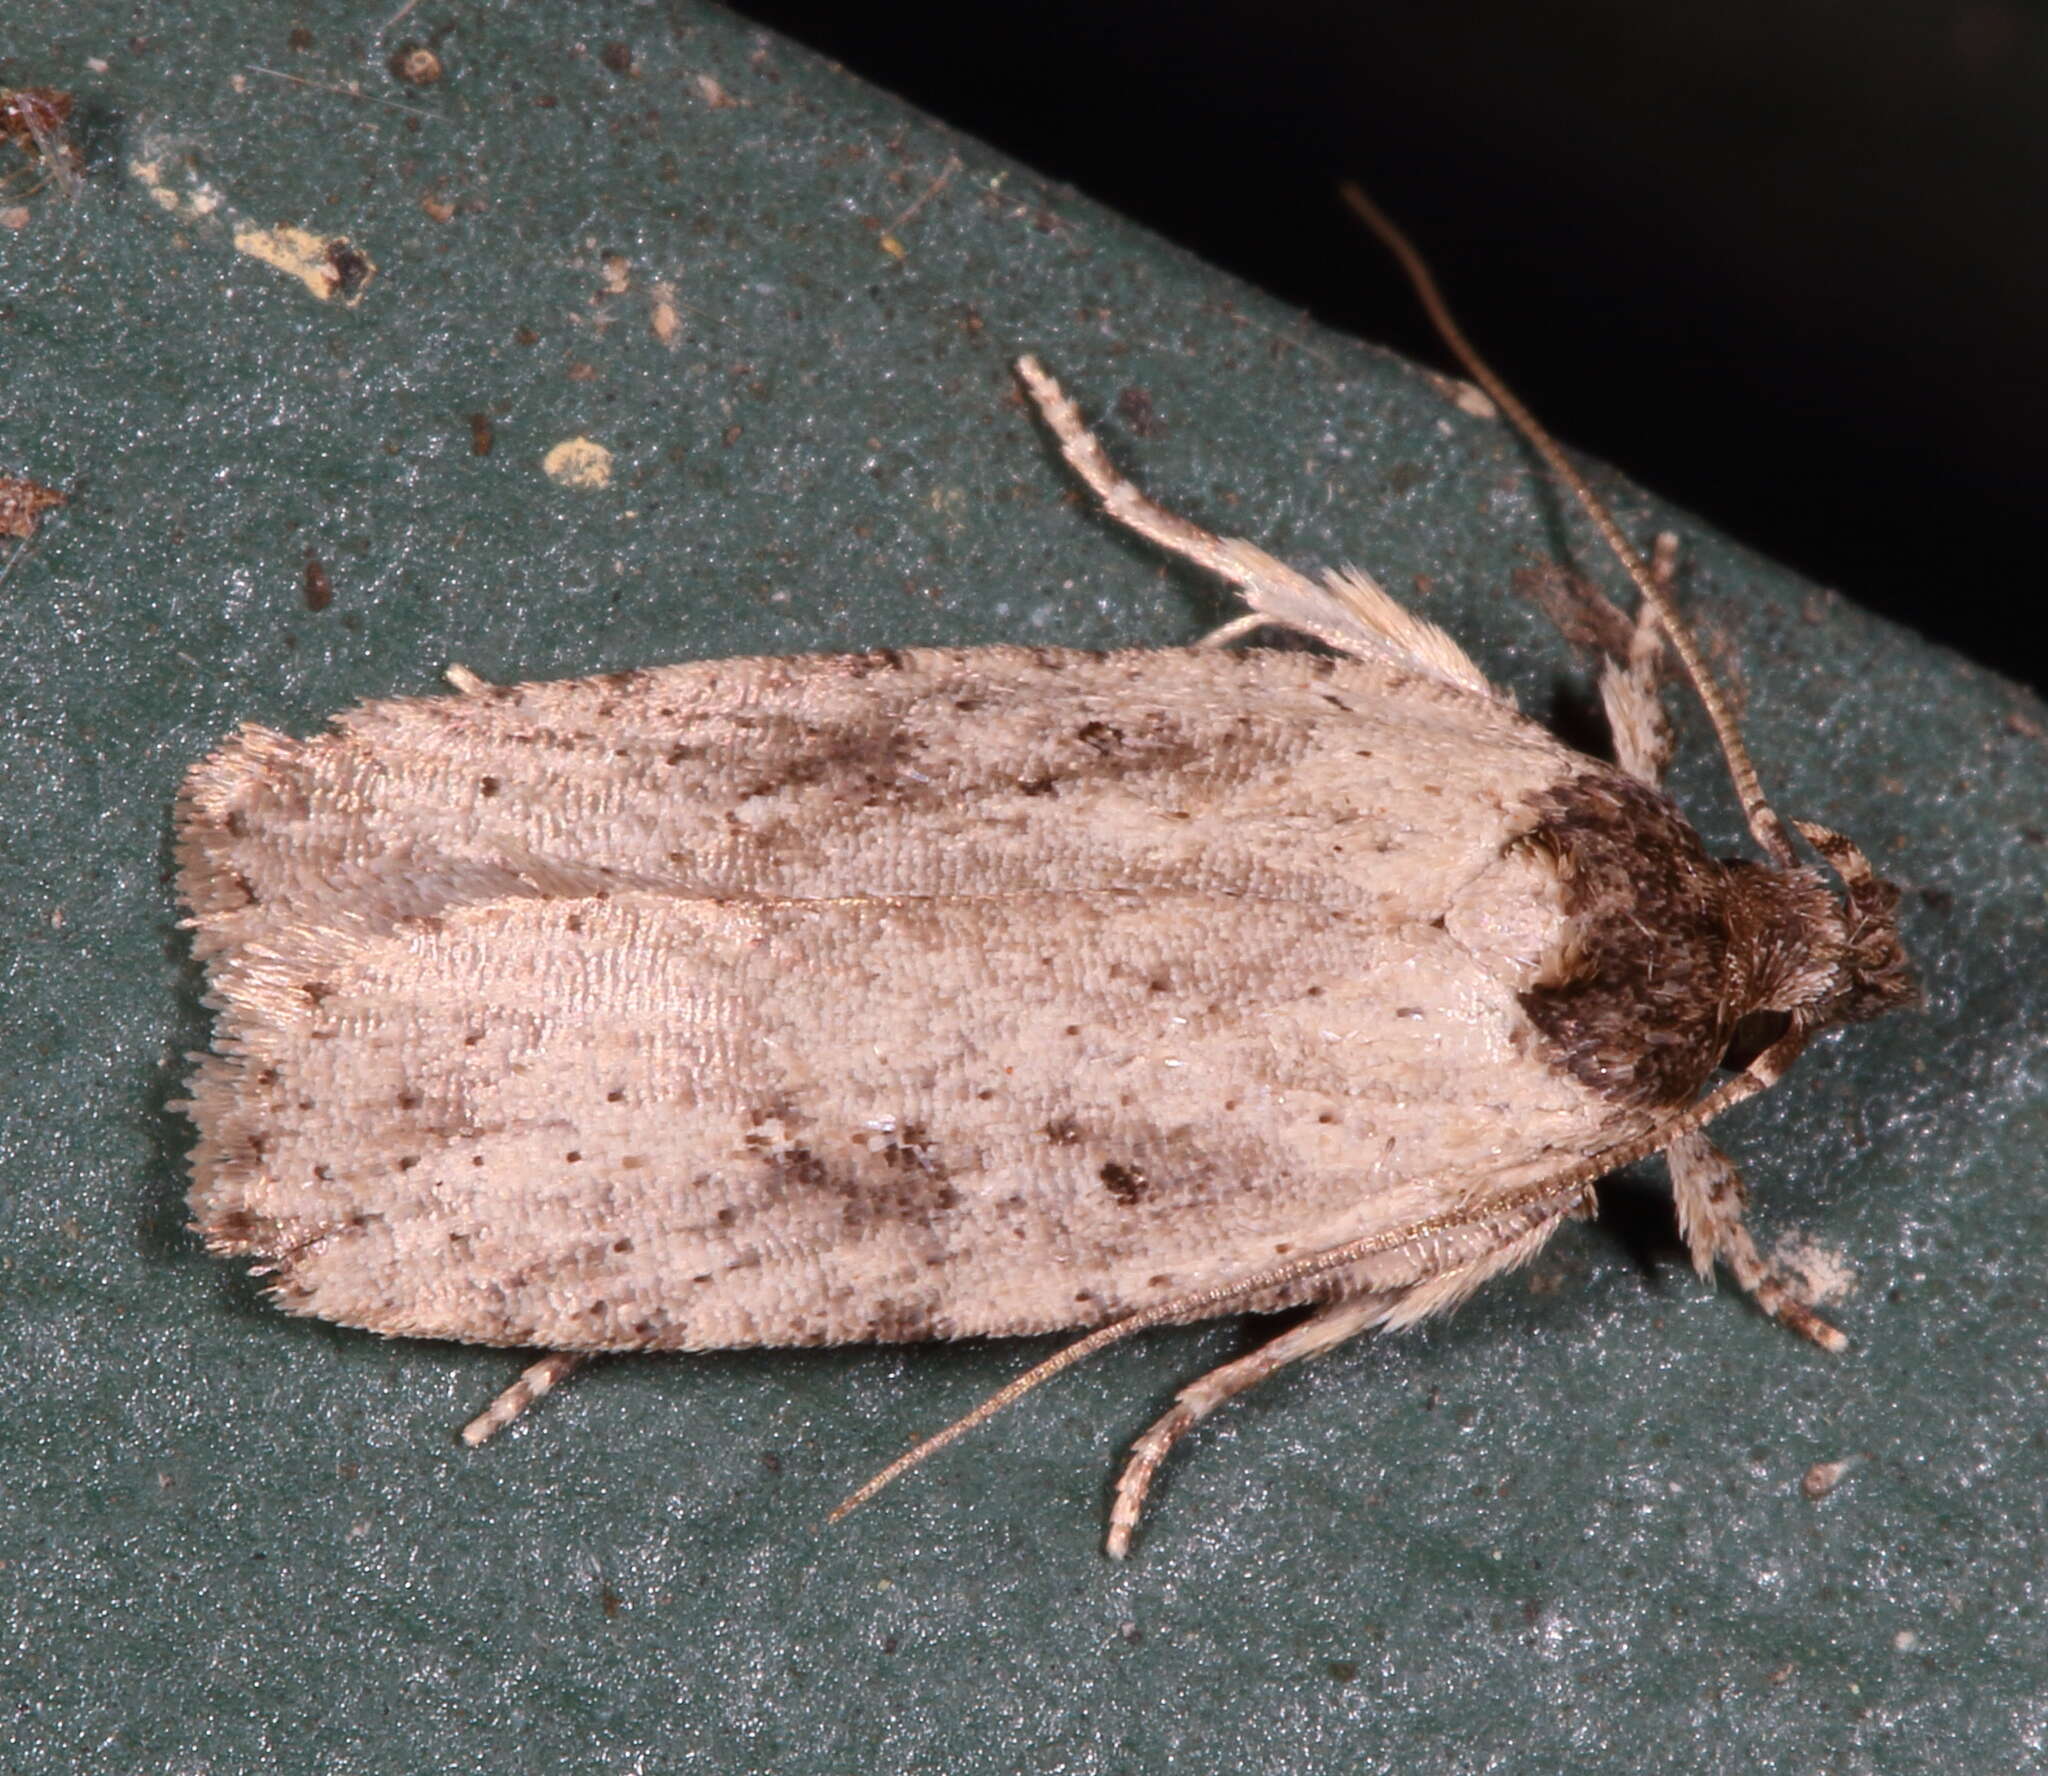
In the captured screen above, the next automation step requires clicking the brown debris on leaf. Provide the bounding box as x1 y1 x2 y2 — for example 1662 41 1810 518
0 87 83 198
0 475 65 540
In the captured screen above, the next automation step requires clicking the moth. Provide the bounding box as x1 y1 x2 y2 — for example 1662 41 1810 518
176 193 1912 1555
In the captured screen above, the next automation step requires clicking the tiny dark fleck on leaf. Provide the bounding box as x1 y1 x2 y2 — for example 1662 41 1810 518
324 241 371 300
301 553 333 612
1115 386 1163 437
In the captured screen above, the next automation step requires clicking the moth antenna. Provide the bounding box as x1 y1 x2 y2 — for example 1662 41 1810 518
829 1035 1802 1527
1338 181 1798 868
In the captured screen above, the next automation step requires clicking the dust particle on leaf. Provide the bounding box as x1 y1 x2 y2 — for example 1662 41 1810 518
389 45 443 86
542 437 613 489
1801 1457 1856 1500
649 282 683 348
0 475 64 539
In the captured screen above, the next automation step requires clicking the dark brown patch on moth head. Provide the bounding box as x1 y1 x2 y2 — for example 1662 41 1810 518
1516 769 1734 1107
1521 772 1914 1105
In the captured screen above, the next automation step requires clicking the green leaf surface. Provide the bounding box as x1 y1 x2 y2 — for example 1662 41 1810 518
2 5 2041 1772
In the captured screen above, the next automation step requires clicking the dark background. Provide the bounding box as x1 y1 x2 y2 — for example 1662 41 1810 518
734 0 2048 695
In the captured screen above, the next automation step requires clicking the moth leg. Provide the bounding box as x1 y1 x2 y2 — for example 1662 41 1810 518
1599 531 1679 788
460 1351 587 1446
1107 1198 1581 1554
444 664 493 696
1667 1130 1847 1353
1193 612 1269 650
1106 1293 1385 1559
1014 355 1499 699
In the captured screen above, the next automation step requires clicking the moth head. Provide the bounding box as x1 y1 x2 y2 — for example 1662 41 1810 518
1793 819 1918 1028
1727 822 1916 1036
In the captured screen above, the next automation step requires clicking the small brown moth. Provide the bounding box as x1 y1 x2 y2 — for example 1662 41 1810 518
176 192 1912 1555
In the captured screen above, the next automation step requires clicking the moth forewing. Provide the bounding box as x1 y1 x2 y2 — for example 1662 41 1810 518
181 646 1657 1351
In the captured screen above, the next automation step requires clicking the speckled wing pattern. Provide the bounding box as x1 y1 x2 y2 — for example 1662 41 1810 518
177 643 1677 1351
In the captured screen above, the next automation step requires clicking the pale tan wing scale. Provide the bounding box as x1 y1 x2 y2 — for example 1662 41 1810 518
177 645 1639 1349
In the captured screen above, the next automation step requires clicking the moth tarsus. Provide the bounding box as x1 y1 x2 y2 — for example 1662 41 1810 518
178 196 1911 1559
460 1352 585 1447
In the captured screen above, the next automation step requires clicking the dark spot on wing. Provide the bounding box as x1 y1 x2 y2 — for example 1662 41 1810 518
1100 1161 1149 1204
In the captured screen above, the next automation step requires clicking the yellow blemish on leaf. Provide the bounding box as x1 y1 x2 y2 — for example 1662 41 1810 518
231 225 375 305
649 282 683 349
129 155 229 220
543 438 614 489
